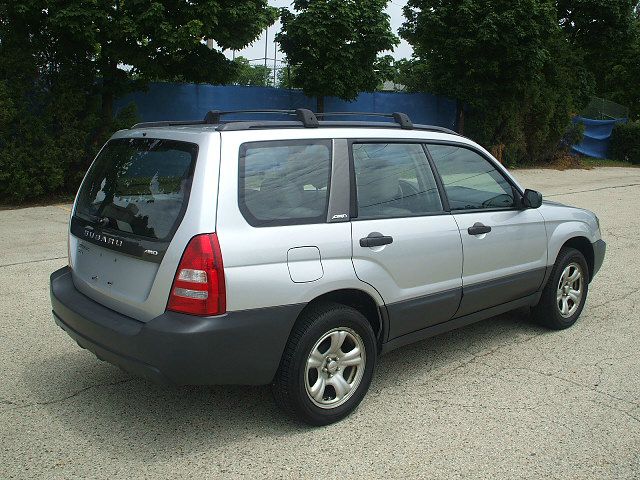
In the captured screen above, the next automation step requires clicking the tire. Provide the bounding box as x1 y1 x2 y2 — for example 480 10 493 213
532 247 590 330
272 302 377 426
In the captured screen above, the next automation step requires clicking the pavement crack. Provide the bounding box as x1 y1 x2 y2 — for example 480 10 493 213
0 256 66 268
546 182 640 198
497 366 639 408
584 398 640 424
7 378 135 410
590 289 639 309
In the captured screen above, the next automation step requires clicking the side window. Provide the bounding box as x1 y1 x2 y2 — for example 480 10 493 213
352 143 443 219
427 145 516 210
239 140 331 226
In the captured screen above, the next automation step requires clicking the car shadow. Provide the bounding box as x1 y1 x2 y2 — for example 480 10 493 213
22 308 547 458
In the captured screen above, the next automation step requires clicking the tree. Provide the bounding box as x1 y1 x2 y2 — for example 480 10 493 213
558 0 640 118
387 58 429 93
605 17 640 118
277 64 299 89
400 0 587 164
2 1 277 124
230 57 273 87
276 0 398 112
0 0 276 202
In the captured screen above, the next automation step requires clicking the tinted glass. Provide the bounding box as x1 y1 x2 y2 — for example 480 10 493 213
75 138 197 240
353 143 443 219
428 145 515 210
239 140 331 226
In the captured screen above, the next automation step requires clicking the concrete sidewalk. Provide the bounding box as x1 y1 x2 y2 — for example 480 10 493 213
1 167 639 479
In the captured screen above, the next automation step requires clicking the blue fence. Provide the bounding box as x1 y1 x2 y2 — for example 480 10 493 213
114 82 458 129
572 116 627 159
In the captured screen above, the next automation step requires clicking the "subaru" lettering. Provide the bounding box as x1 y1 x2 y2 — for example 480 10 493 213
83 229 123 247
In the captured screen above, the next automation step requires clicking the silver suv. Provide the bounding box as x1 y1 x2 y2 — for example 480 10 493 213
50 109 606 425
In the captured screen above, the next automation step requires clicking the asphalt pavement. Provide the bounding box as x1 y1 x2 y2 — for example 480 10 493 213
1 167 639 479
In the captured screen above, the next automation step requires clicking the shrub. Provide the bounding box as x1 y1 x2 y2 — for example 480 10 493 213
610 121 640 164
0 88 138 203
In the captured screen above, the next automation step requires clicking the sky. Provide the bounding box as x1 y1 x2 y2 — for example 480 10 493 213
222 0 414 67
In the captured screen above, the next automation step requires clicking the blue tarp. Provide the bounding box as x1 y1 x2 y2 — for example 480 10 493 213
572 116 627 159
114 82 457 129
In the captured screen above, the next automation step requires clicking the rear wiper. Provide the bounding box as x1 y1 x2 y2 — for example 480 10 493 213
80 212 111 227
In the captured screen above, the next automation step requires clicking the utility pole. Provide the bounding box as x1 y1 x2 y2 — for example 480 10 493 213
264 27 269 86
273 38 277 87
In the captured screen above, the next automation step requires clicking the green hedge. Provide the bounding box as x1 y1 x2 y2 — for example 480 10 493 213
0 86 138 204
610 121 640 165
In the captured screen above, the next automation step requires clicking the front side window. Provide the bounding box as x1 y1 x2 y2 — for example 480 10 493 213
352 143 443 219
427 144 516 210
239 140 332 226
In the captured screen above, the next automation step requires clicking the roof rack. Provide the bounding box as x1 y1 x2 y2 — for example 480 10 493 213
316 111 414 129
131 109 317 129
131 108 459 135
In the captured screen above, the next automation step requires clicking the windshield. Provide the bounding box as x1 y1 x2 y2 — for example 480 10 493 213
75 138 197 241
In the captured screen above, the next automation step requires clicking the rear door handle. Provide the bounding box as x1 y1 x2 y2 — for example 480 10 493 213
467 222 492 235
360 232 394 247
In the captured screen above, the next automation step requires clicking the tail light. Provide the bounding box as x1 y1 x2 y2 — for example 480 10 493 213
167 233 226 316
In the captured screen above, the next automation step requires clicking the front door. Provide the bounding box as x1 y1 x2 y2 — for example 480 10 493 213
348 142 463 340
427 144 548 317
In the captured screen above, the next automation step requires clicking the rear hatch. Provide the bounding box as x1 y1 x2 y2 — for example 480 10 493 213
70 136 200 321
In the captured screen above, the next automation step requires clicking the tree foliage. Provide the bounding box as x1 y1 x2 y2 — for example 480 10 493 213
610 121 640 164
37 0 276 119
0 0 276 202
558 0 640 118
230 57 273 87
401 0 591 164
276 0 398 111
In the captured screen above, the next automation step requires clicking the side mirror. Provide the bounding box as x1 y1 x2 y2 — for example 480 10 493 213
522 189 543 209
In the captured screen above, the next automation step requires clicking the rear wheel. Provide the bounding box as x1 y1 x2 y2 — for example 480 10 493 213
532 247 589 329
272 302 377 426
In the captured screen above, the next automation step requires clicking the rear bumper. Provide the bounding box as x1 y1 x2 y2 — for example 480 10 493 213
50 267 304 385
592 239 606 279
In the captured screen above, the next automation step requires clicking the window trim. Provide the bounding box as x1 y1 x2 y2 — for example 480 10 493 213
424 141 524 214
238 139 333 228
347 139 449 221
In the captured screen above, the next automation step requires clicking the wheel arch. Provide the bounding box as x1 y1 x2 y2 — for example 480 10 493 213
296 289 387 351
560 236 595 281
545 235 595 283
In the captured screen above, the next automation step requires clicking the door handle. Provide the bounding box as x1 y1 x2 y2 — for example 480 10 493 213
360 232 394 247
467 222 492 235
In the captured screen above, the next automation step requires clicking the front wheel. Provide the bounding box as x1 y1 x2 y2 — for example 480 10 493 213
272 302 377 426
532 247 589 329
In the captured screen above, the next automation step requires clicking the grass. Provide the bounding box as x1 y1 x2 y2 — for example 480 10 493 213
579 157 638 168
512 154 638 170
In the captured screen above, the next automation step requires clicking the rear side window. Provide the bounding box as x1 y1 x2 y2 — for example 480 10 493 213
427 144 515 210
239 140 332 226
352 143 443 219
75 138 197 240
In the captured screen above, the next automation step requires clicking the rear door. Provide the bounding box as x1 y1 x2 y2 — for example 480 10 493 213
426 143 548 316
70 132 219 321
349 141 463 340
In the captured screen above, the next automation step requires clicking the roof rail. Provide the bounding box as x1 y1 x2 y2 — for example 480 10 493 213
130 119 207 129
131 108 320 129
131 109 459 135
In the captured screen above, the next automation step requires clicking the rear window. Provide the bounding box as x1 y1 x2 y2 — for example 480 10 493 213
239 140 332 226
75 138 197 241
